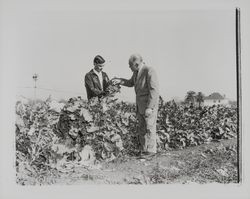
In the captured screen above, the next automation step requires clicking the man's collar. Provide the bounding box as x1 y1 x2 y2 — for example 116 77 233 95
93 68 102 75
137 63 144 73
93 68 100 74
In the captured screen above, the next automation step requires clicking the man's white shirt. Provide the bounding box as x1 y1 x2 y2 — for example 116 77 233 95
93 69 103 90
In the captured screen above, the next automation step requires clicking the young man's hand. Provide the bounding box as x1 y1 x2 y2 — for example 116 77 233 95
99 91 107 97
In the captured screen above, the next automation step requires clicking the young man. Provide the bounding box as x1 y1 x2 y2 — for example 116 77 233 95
85 55 110 100
113 54 159 157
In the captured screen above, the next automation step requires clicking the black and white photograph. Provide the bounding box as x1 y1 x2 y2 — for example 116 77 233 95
0 0 250 198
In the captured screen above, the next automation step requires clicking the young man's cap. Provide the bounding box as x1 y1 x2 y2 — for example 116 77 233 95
94 55 105 65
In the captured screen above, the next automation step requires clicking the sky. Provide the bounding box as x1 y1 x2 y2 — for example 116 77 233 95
5 6 237 102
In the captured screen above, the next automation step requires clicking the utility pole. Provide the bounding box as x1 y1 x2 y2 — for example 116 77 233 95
32 73 38 101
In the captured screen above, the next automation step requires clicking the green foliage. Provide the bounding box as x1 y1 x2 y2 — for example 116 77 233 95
157 102 237 150
56 83 138 160
15 83 237 185
15 99 61 185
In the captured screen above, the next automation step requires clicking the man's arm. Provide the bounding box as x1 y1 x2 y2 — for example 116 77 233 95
117 74 135 87
146 67 159 109
85 74 104 96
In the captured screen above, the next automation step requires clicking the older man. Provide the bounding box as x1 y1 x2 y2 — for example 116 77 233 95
85 55 110 100
113 54 159 156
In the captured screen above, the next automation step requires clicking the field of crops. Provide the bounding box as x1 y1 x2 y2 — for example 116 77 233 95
15 84 238 185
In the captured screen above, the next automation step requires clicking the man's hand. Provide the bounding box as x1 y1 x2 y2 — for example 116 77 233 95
145 108 153 117
111 78 122 85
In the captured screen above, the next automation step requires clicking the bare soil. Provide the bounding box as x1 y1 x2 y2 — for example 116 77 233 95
54 138 238 185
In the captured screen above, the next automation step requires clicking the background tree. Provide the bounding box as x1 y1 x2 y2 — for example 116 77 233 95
196 92 205 107
185 91 196 105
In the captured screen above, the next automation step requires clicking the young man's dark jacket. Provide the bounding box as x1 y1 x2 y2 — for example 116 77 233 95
85 69 110 100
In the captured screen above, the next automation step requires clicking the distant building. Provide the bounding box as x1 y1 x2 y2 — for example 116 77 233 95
203 92 229 106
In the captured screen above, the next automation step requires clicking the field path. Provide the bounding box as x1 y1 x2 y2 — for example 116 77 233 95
56 138 237 184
